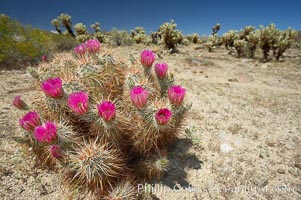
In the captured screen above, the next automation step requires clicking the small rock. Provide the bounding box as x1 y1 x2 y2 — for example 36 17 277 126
277 168 285 174
254 178 269 188
288 168 300 177
228 78 238 82
220 143 233 153
295 156 301 170
252 175 269 188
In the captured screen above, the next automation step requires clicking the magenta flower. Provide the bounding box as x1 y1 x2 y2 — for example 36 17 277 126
155 108 172 125
130 86 149 109
97 101 116 121
140 49 156 68
13 95 28 110
168 85 186 106
155 63 168 79
67 91 89 115
41 77 63 98
41 55 47 62
74 43 87 56
50 145 63 159
85 39 100 54
34 121 57 143
19 111 42 132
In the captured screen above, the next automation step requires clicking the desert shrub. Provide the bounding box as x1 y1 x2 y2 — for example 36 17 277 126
0 15 78 69
13 41 190 198
51 34 79 52
108 28 135 46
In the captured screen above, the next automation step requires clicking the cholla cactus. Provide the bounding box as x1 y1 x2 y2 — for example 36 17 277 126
221 30 237 50
245 31 259 58
273 28 297 60
90 22 108 43
158 19 184 53
212 23 221 35
130 27 151 45
74 23 90 42
51 19 62 34
91 22 101 33
14 43 190 198
257 23 279 61
234 39 247 57
238 26 255 39
57 13 76 38
204 35 220 52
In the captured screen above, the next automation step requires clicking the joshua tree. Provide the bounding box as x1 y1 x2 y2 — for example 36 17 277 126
58 13 75 38
51 19 62 34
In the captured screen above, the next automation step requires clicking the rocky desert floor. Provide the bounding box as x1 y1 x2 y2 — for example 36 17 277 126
1 44 301 199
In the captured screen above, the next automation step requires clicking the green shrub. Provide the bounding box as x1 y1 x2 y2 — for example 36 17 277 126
108 28 135 46
0 15 78 70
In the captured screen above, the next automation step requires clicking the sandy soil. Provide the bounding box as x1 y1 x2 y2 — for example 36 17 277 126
1 44 301 199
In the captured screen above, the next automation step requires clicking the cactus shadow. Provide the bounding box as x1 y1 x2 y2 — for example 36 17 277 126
159 138 203 190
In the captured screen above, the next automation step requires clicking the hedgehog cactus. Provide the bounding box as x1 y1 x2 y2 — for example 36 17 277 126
13 42 190 198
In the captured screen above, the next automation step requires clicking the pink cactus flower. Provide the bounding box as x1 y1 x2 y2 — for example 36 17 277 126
67 91 89 115
130 86 149 109
19 111 42 132
155 108 172 125
154 63 168 79
34 121 57 143
97 101 116 121
41 77 63 98
140 49 156 68
168 85 186 106
41 55 47 61
13 95 28 110
50 145 63 159
85 39 100 54
74 43 87 56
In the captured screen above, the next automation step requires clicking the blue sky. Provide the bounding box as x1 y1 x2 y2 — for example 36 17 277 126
0 0 300 35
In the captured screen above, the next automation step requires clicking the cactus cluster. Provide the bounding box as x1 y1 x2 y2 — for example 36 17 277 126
220 24 297 61
14 40 190 198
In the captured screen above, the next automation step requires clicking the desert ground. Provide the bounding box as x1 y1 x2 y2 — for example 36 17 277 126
1 44 301 199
